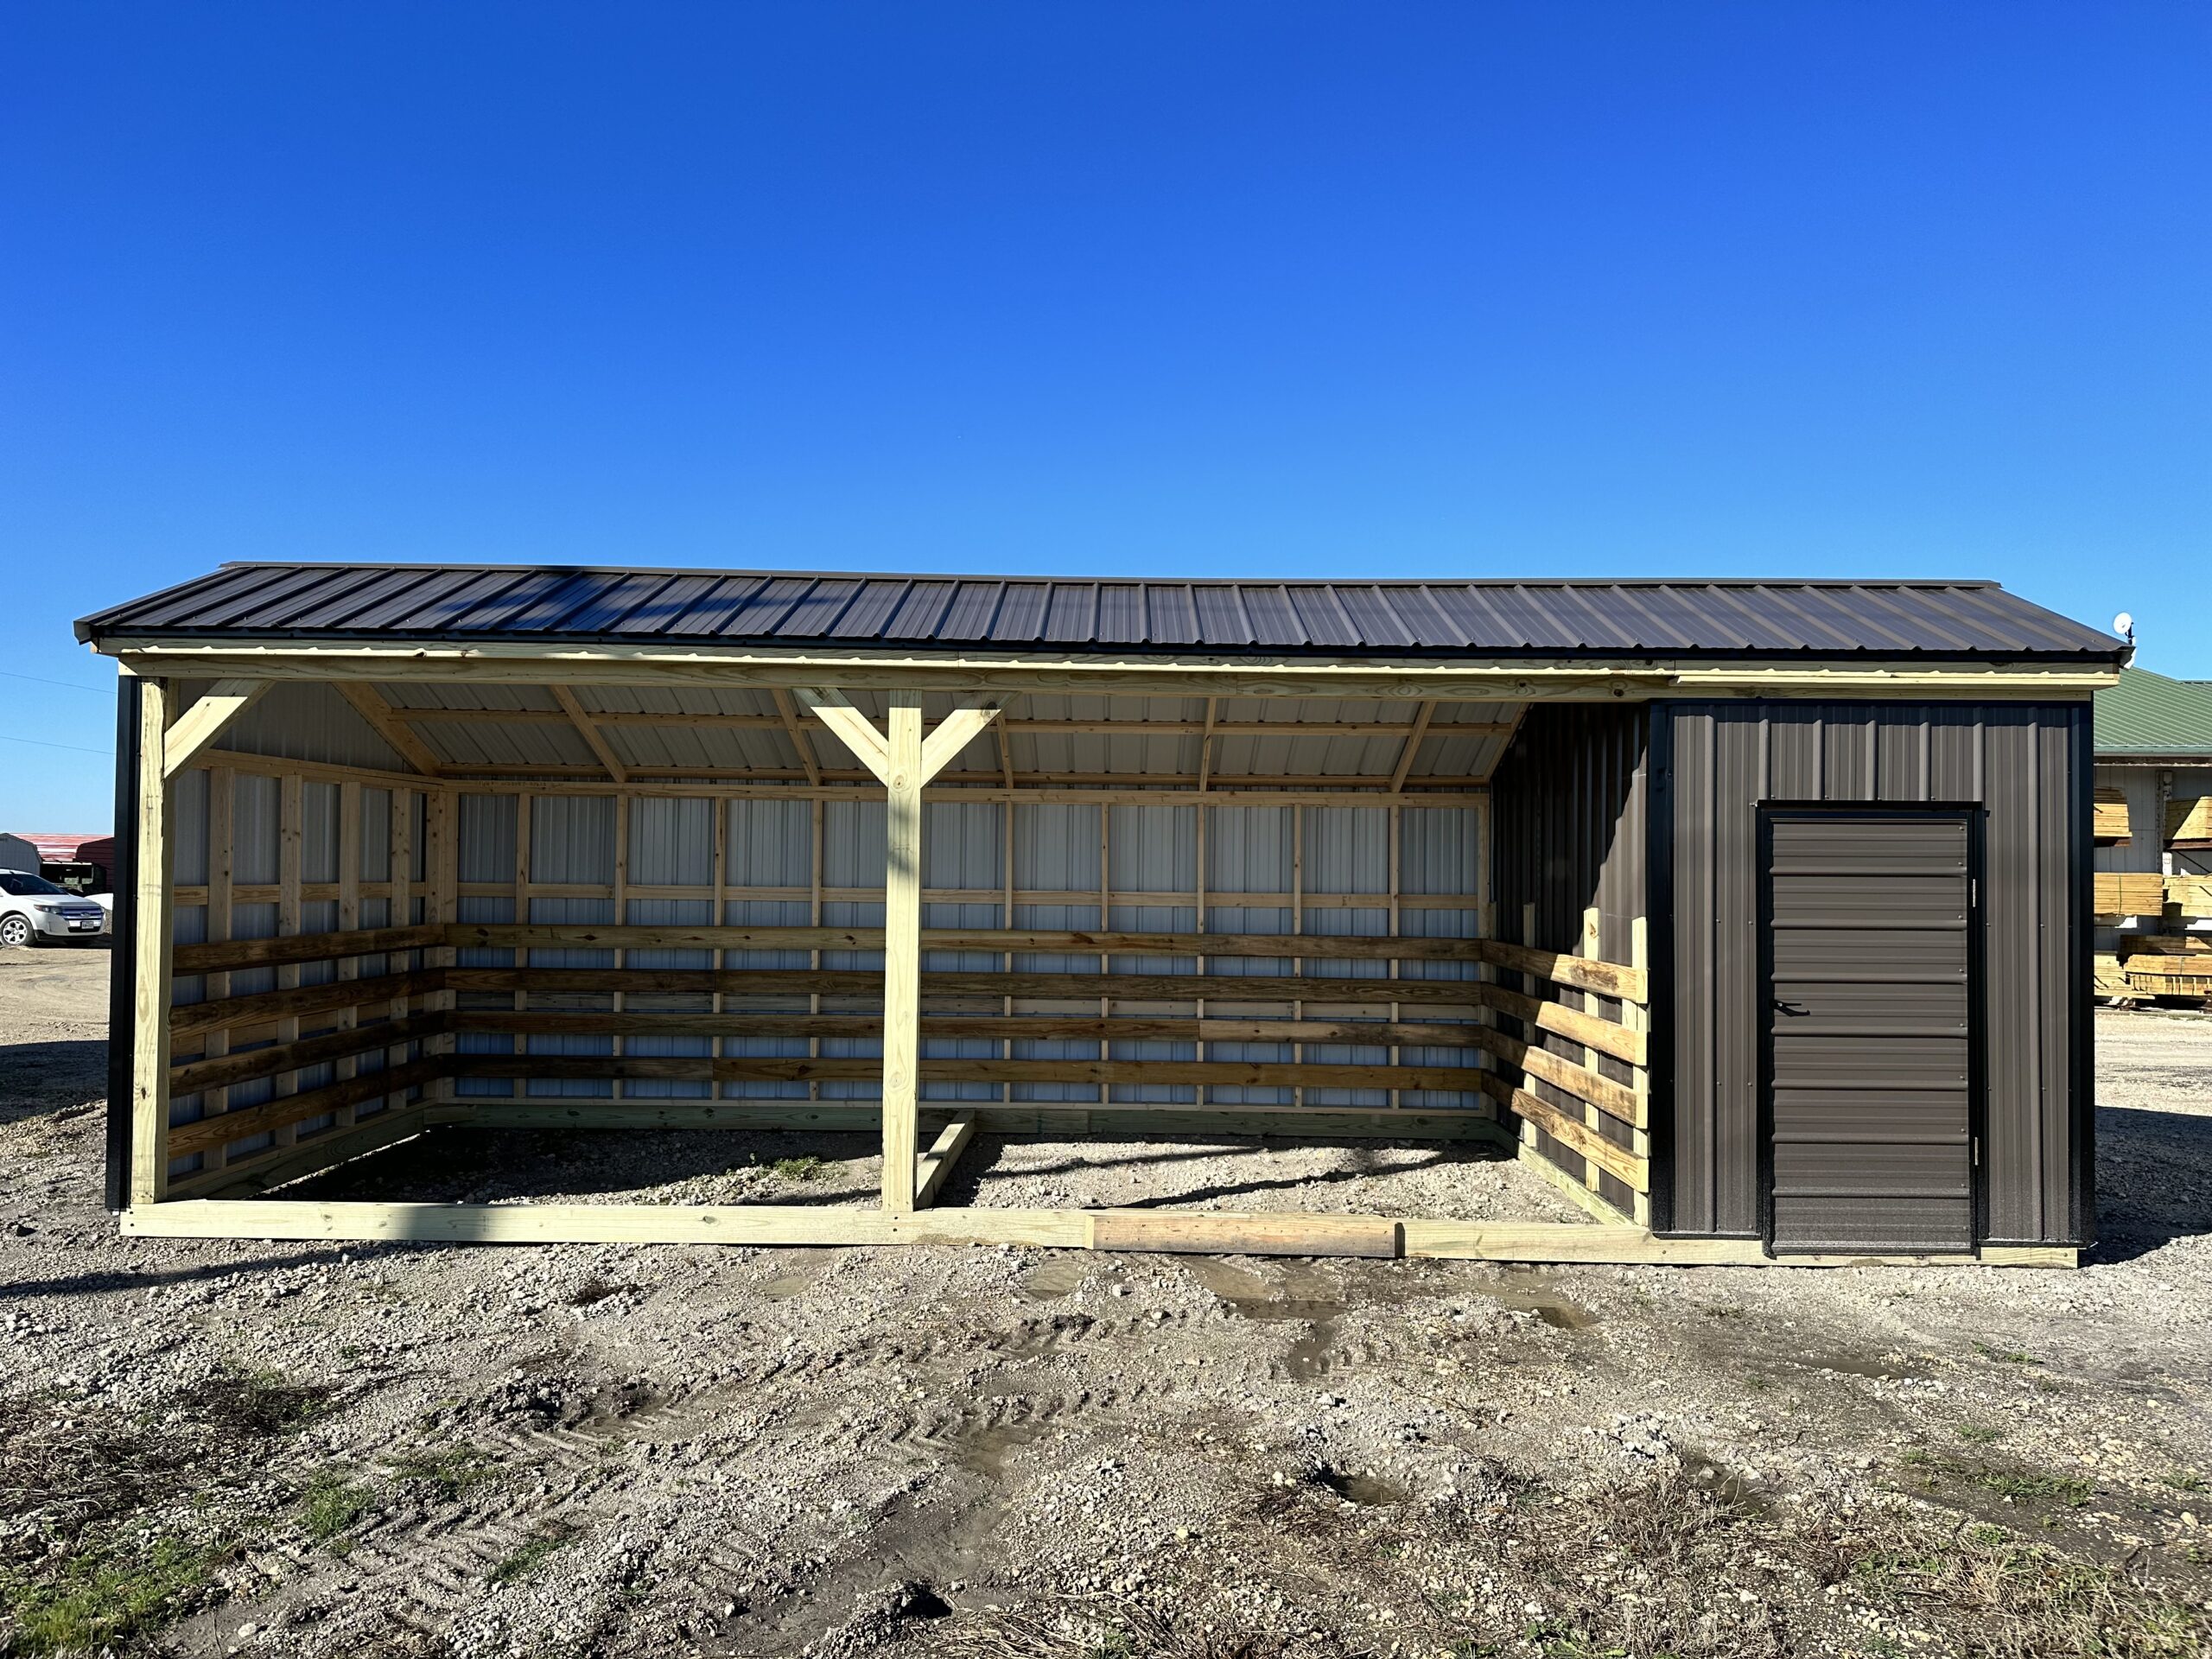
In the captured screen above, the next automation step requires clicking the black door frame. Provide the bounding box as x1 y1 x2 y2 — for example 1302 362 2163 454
1753 804 1986 1257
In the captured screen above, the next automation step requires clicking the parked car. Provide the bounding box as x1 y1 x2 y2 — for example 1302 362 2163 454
0 869 110 945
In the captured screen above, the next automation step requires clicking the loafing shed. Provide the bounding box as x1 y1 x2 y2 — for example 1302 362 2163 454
78 564 2123 1267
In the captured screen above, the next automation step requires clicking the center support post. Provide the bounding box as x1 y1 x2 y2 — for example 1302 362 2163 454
794 688 1004 1212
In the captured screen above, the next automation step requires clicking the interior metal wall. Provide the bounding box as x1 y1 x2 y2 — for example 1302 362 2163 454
1657 701 2091 1247
448 791 1487 1110
1487 705 1649 1210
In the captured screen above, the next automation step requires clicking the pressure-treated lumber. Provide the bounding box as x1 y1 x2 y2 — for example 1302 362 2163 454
1090 1210 1400 1257
171 1014 448 1095
439 922 1490 963
440 1101 1505 1140
2094 872 2167 917
2165 875 2212 919
1481 939 1647 1004
123 1199 1091 1248
2170 796 2212 844
914 1112 976 1208
168 1058 442 1158
331 682 447 778
1484 1030 1647 1128
172 923 443 976
117 1198 2078 1267
1487 1081 1647 1192
162 678 270 779
449 1010 1493 1047
169 969 447 1039
442 1053 1488 1091
109 639 2118 700
132 679 175 1204
168 1109 431 1200
443 965 1491 1006
550 684 629 783
2092 788 2129 842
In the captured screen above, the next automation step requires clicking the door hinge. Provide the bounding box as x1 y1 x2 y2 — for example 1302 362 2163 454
1972 1135 1981 1167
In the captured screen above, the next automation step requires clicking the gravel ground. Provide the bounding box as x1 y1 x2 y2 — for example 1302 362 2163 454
2 946 2209 1658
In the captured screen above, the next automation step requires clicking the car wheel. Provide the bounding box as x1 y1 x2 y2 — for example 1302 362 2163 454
0 915 30 948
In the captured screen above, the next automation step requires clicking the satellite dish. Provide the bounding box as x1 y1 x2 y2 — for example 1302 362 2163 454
2113 611 2135 641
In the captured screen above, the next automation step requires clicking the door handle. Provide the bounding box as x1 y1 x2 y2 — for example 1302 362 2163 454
1771 999 1808 1016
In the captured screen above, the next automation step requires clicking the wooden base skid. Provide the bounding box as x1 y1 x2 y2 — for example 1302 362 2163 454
117 1198 2076 1267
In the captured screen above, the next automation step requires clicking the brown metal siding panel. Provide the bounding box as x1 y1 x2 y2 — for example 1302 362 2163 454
1488 705 1649 1198
1660 700 2091 1246
1670 709 1718 1234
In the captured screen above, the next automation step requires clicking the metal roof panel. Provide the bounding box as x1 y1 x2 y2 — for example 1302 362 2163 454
74 562 2125 663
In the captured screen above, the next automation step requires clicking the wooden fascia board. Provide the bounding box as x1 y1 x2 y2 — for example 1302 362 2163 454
105 640 2121 699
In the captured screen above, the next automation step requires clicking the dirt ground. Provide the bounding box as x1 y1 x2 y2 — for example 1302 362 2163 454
2 945 2209 1659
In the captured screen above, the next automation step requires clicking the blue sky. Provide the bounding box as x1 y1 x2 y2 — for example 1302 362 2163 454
3 3 2207 828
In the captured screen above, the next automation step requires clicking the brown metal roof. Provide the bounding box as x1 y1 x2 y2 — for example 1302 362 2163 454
76 562 2124 661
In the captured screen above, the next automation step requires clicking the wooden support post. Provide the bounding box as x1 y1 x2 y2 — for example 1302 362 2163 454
130 679 175 1205
883 698 924 1212
797 690 1003 1215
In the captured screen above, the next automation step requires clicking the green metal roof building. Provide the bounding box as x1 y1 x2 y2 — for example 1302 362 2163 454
2094 667 2212 761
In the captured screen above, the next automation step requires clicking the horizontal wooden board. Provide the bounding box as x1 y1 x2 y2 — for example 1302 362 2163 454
173 924 442 976
444 966 1493 1007
449 1009 1490 1048
2093 788 2130 842
1483 1030 1646 1128
435 1101 1505 1141
171 1014 448 1094
444 1053 1489 1092
1090 1210 1399 1258
168 1058 444 1158
1488 1083 1649 1193
168 969 446 1039
444 922 1488 963
118 1199 2069 1266
2094 872 2167 916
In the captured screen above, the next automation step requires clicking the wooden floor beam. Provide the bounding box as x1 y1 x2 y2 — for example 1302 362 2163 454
116 1198 2079 1267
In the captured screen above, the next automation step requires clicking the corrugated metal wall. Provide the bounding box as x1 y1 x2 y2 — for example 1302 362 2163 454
1658 701 2091 1246
1487 705 1649 1210
447 790 1487 1111
165 764 426 1169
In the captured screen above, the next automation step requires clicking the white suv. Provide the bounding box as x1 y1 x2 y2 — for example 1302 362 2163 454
0 869 111 946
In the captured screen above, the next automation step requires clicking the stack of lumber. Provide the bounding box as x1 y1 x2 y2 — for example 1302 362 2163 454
2094 788 2131 843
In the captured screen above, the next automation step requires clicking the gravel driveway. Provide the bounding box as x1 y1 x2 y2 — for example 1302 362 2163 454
3 947 2208 1657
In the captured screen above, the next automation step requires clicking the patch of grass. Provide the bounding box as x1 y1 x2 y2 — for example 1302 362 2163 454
300 1465 373 1551
1744 1374 1771 1393
2163 1471 2206 1493
1973 1341 2044 1366
1958 1424 2004 1445
385 1447 502 1504
1967 1466 2094 1508
486 1519 581 1586
1701 1305 1745 1319
0 1532 222 1656
769 1154 824 1182
196 1364 333 1436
